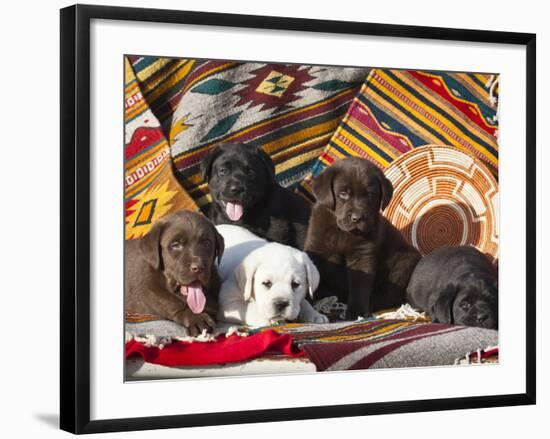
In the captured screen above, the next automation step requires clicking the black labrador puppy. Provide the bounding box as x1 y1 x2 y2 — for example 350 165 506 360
125 210 224 336
305 157 421 320
201 143 310 249
407 246 498 329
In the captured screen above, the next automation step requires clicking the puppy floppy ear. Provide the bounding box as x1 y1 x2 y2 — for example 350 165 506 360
255 146 276 181
312 166 337 209
201 145 223 182
430 284 457 324
372 167 393 210
234 252 262 301
300 252 320 298
139 220 165 270
213 226 225 264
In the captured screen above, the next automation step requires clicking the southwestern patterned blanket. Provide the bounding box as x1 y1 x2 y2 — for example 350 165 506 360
124 55 499 372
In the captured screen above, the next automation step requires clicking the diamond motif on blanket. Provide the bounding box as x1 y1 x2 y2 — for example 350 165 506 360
233 64 315 113
125 180 178 239
256 71 295 97
134 199 157 226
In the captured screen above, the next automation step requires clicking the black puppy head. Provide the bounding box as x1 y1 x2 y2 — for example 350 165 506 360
312 157 393 236
431 274 498 329
140 210 224 292
201 143 275 222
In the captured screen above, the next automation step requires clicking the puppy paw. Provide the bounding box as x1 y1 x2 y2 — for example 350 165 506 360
298 300 331 324
300 308 330 324
185 313 216 337
310 312 330 324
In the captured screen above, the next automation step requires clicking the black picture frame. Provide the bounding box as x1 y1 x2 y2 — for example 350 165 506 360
60 4 536 434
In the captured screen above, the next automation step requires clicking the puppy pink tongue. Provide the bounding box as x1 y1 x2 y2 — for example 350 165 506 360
225 201 243 221
181 282 206 314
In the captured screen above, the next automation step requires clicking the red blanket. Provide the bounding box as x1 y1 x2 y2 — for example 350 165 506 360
126 329 303 367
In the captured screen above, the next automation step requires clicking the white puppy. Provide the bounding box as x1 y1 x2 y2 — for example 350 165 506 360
216 225 329 326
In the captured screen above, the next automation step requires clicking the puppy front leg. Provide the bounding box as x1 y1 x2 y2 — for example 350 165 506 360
305 214 346 301
305 250 346 302
218 280 268 326
298 299 329 323
220 290 271 326
172 308 216 337
346 256 377 320
220 300 270 327
219 299 255 324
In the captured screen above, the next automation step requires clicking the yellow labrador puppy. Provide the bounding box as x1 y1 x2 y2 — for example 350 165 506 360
216 225 328 326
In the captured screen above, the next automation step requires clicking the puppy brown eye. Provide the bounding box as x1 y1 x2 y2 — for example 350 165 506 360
460 302 471 310
218 168 228 176
291 281 300 289
170 241 183 250
262 280 272 289
201 239 212 248
338 192 349 200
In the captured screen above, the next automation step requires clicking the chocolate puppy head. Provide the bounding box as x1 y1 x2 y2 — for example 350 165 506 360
312 157 393 236
431 273 498 329
201 143 275 222
140 210 224 292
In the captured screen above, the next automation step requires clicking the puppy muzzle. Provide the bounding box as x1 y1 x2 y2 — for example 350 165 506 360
268 298 299 322
336 212 375 235
174 269 210 292
462 307 497 329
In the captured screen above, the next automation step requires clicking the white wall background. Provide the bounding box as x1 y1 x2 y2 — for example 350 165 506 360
0 0 546 437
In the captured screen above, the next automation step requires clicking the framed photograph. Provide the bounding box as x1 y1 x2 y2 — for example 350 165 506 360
60 4 536 434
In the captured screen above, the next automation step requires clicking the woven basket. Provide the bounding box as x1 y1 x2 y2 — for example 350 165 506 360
384 145 499 263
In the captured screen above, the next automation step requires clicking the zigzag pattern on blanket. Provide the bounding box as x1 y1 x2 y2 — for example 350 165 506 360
299 69 499 201
124 57 199 240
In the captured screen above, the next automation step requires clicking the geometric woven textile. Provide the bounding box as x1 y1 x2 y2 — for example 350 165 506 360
126 57 500 258
165 61 371 208
384 145 499 263
124 58 198 240
298 69 499 201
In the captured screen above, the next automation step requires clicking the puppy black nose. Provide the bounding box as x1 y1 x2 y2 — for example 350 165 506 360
190 262 204 274
228 185 243 195
274 299 289 312
350 213 363 223
477 313 489 324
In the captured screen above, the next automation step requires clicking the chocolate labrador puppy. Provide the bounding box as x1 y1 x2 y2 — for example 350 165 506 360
305 157 421 320
125 210 224 336
407 246 498 329
201 143 310 249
